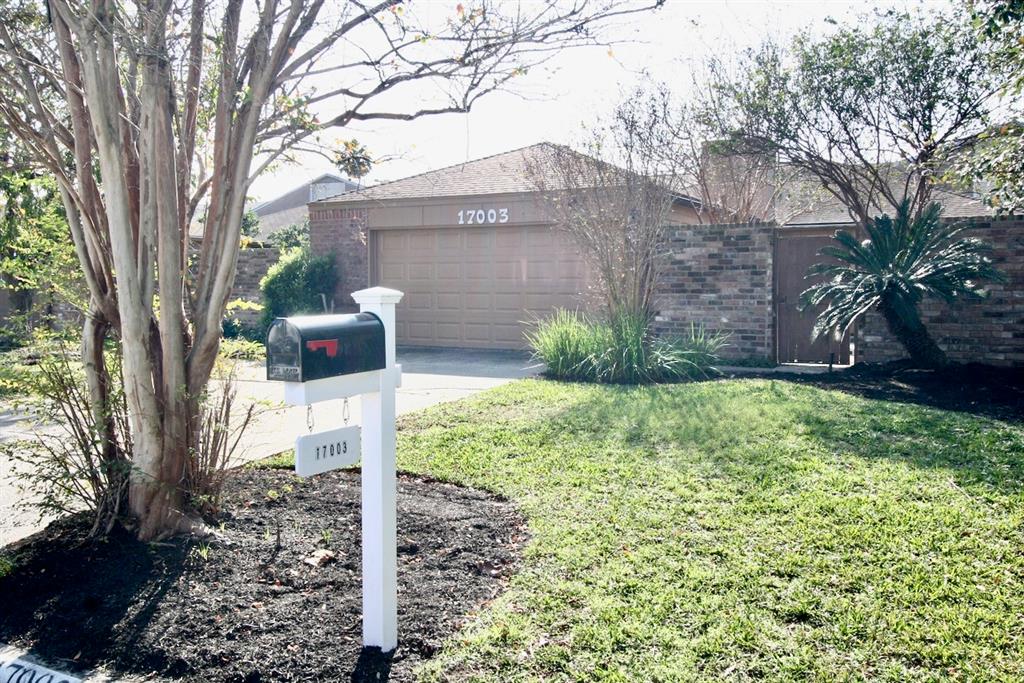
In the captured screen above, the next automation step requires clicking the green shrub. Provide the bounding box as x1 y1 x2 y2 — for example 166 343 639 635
527 309 729 384
259 247 338 332
218 338 266 361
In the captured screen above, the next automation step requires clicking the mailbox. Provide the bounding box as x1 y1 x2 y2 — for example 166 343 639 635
266 312 386 382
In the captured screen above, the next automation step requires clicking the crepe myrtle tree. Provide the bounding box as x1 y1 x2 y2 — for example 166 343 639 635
0 0 664 540
801 201 1003 369
526 93 684 324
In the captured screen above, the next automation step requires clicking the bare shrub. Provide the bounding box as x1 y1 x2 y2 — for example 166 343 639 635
184 362 258 517
3 346 130 537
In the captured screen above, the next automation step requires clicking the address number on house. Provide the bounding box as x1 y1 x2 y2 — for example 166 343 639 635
295 425 360 478
457 208 509 225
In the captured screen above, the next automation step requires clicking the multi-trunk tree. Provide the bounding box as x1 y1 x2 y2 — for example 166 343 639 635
0 0 662 539
724 8 1002 227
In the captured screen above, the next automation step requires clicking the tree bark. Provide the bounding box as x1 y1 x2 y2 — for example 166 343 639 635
879 296 948 369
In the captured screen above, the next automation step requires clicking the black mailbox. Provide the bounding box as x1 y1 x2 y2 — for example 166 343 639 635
266 313 386 382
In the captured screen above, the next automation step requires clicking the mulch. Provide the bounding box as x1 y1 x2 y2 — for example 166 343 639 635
729 360 1024 423
0 468 527 682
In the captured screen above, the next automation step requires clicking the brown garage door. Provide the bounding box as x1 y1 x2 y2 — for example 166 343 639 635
371 225 587 349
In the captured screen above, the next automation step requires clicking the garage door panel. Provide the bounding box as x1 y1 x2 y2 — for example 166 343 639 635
436 263 461 279
493 324 523 344
435 321 461 341
406 321 435 343
464 322 491 342
494 293 520 311
526 260 558 280
526 229 557 247
436 292 460 310
373 225 586 349
406 292 431 310
381 232 407 250
492 261 519 280
495 230 524 248
464 262 490 280
382 263 406 280
408 263 433 280
464 230 492 249
463 293 490 311
409 233 435 251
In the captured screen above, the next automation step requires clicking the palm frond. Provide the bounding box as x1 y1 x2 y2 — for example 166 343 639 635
800 200 1003 341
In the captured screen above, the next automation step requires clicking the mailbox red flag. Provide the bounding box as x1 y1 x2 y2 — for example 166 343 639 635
305 339 339 358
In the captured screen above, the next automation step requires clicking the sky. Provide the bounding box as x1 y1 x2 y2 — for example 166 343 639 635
248 0 952 203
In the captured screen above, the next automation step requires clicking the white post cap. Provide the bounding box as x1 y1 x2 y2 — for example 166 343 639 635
351 287 404 305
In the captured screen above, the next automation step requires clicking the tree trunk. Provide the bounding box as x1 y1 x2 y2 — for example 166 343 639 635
879 296 948 369
81 309 118 466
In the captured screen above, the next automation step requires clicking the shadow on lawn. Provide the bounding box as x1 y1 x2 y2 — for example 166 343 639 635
547 377 1024 498
731 361 1024 425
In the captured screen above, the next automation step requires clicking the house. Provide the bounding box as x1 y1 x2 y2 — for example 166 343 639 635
308 143 700 349
251 173 359 240
309 144 1023 366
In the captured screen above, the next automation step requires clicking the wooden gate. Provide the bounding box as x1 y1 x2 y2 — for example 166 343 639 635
774 228 852 364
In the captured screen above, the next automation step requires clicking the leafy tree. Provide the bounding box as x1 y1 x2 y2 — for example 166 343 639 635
526 96 685 324
0 0 664 539
0 172 83 344
957 0 1024 212
726 9 1000 227
260 247 337 330
267 219 309 250
240 210 260 239
801 201 1003 368
334 139 373 183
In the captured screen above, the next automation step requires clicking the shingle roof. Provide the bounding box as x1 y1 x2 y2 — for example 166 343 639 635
315 142 705 206
314 143 572 204
253 173 357 215
784 188 994 225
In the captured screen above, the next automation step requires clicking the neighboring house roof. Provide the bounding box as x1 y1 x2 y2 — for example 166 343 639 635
315 142 700 206
783 187 995 227
249 173 359 239
252 173 358 216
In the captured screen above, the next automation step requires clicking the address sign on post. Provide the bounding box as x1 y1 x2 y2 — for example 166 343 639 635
295 425 360 477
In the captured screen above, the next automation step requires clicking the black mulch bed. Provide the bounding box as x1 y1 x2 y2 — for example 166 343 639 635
0 468 527 682
730 361 1024 423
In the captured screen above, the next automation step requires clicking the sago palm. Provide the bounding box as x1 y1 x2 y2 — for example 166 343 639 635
801 200 1003 368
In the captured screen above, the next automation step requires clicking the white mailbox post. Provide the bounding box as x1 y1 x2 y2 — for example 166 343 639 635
352 286 402 652
272 286 403 652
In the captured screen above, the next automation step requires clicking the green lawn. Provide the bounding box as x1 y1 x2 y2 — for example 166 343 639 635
393 379 1024 682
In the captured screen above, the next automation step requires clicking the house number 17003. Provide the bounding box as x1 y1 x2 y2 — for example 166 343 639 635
457 208 509 225
294 425 361 477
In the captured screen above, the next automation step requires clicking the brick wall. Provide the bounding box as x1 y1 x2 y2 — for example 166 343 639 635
230 246 280 325
855 217 1024 366
653 222 775 360
309 206 369 312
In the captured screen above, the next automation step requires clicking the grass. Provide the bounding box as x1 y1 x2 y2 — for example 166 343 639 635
388 379 1024 682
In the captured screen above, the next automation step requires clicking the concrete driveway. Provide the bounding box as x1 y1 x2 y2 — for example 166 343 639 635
0 348 537 546
235 347 537 465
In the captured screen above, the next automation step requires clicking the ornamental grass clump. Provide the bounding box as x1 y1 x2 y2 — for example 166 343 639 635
527 309 728 384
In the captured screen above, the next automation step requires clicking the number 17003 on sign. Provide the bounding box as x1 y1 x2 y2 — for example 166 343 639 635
294 425 360 477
